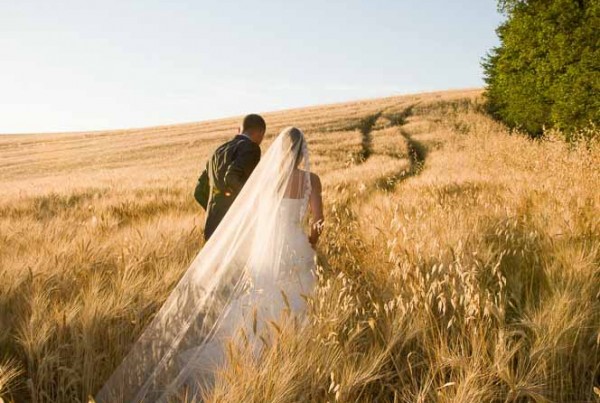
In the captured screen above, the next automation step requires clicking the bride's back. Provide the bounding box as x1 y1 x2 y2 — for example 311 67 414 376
284 169 309 199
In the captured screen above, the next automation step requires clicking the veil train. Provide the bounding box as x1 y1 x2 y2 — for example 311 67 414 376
95 128 312 402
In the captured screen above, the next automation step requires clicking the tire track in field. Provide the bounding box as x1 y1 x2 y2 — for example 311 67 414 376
324 103 427 208
375 127 426 191
323 104 428 276
365 104 427 191
356 112 382 162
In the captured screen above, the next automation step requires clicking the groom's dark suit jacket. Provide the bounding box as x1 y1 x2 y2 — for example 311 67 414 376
195 134 261 240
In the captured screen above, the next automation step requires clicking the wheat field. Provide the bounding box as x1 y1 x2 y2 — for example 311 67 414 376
1 89 599 402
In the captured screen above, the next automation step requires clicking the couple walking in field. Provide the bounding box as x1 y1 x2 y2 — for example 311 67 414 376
96 114 324 402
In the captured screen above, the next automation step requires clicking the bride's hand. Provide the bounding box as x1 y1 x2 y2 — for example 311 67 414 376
309 219 324 248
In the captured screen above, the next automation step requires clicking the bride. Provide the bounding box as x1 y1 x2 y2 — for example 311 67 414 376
96 127 324 402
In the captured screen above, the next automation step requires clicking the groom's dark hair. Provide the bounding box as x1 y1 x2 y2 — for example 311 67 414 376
242 114 266 133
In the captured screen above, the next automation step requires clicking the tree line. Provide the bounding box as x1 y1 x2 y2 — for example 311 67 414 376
484 0 599 139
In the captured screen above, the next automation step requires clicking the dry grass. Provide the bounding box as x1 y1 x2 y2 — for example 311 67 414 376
1 89 599 402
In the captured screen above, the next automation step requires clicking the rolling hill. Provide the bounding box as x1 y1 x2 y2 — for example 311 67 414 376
1 89 599 402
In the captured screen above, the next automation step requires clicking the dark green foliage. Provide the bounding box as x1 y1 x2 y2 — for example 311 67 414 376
484 0 600 138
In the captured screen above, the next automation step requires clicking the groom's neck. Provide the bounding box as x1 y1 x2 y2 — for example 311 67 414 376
240 132 257 144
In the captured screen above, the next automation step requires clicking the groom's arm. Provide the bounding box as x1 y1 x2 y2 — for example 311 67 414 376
194 162 210 210
224 144 261 195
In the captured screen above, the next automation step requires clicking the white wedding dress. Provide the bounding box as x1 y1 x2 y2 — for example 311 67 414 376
276 198 317 305
96 128 317 402
178 197 316 386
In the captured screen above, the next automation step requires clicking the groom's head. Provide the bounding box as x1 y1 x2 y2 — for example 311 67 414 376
240 114 266 145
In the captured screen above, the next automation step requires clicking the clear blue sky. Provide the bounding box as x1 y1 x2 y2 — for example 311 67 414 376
0 1 503 134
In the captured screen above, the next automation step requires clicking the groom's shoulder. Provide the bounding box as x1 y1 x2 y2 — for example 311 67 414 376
224 135 257 149
233 134 253 144
237 136 261 153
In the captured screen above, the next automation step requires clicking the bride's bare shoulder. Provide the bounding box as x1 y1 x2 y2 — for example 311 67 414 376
297 169 321 190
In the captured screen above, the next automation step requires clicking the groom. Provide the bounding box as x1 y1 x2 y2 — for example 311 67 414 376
194 114 266 240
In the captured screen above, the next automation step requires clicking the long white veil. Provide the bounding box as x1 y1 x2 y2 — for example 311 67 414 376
95 127 312 402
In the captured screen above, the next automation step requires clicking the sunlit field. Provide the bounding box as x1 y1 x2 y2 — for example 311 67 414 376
1 89 599 402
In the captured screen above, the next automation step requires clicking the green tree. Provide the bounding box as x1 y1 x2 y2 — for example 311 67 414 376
484 0 599 138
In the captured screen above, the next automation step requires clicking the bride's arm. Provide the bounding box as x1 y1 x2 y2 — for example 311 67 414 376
308 173 324 247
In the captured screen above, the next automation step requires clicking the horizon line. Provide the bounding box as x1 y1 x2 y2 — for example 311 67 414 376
0 87 483 138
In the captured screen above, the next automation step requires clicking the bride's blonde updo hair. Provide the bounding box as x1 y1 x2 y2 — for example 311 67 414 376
281 127 305 167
